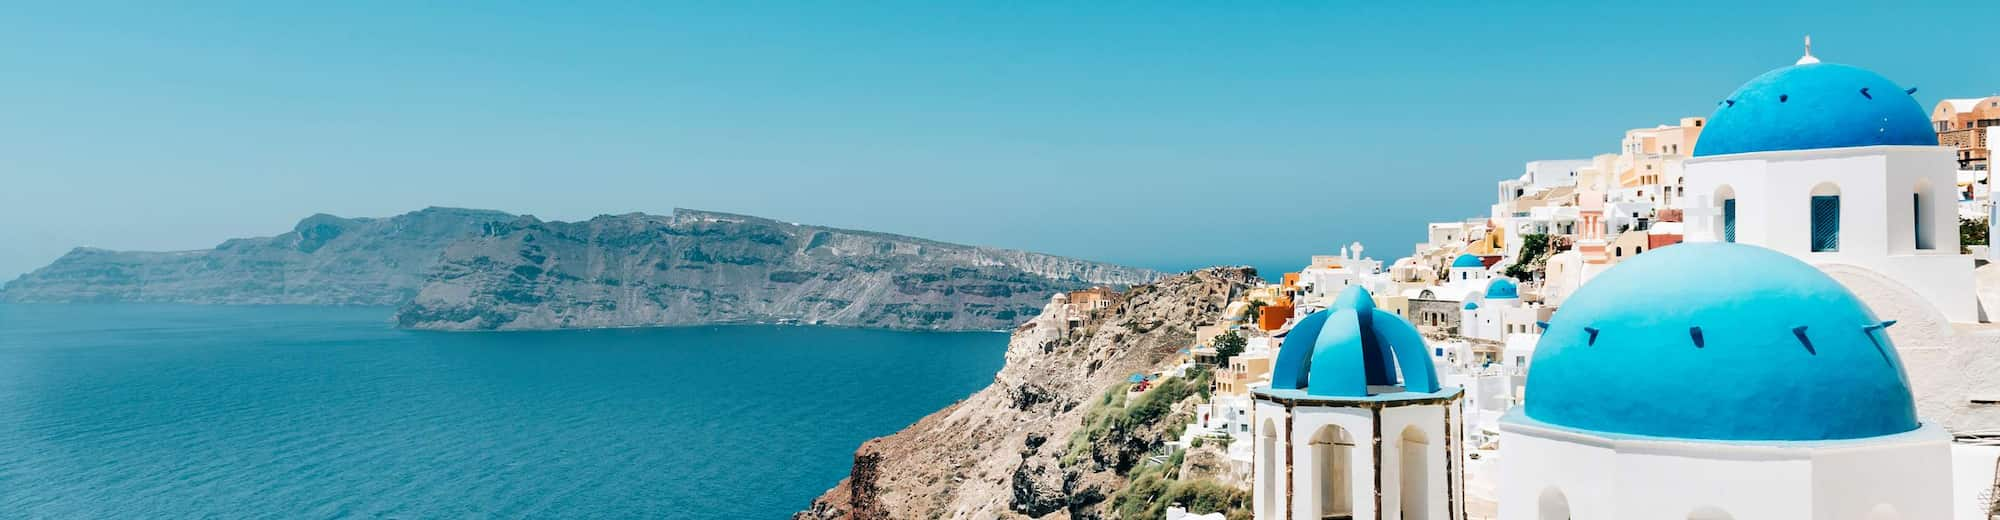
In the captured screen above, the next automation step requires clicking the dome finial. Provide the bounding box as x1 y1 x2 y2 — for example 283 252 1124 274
1796 34 1820 65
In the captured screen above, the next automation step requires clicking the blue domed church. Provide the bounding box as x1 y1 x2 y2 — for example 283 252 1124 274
1252 286 1466 520
1681 45 1976 322
1498 243 1950 519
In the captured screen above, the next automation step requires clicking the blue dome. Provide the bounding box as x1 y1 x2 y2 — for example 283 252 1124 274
1694 63 1937 157
1451 254 1484 268
1269 286 1440 397
1463 301 1479 310
1523 243 1918 441
1486 278 1519 299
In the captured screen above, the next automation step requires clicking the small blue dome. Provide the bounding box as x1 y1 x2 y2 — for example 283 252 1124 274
1523 243 1918 441
1270 286 1440 397
1694 63 1937 157
1451 254 1484 268
1463 301 1479 310
1486 278 1519 299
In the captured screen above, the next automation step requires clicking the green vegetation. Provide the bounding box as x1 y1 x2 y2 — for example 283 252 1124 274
1063 382 1131 467
1111 457 1252 520
1063 365 1249 519
1211 331 1246 366
1061 368 1211 467
1503 233 1552 281
1962 217 1988 254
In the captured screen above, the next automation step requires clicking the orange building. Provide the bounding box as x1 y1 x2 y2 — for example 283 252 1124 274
1258 300 1294 331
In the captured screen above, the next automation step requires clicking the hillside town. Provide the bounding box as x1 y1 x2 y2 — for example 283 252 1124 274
1112 43 2000 519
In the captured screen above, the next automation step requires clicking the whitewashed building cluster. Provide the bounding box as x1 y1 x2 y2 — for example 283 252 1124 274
1237 43 2000 519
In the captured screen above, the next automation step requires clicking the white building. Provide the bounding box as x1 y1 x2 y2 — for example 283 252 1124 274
1500 243 1951 519
1520 159 1589 194
1459 278 1540 343
1253 286 1466 520
1297 243 1383 307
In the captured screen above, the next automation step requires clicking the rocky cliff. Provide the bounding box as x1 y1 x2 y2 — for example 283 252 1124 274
393 209 1163 331
795 267 1256 520
0 207 515 305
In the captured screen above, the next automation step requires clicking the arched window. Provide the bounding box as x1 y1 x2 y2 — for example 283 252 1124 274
1538 487 1571 520
1811 183 1842 252
1715 185 1737 243
1915 179 1936 250
1399 426 1430 519
1310 425 1355 519
1259 420 1281 518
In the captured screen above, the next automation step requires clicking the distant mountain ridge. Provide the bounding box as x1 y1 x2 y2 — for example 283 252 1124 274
2 207 1162 332
0 207 515 305
394 209 1163 331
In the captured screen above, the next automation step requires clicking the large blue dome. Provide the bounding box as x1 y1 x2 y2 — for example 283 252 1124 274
1486 278 1518 299
1269 286 1440 398
1523 243 1918 441
1451 254 1484 268
1693 63 1936 157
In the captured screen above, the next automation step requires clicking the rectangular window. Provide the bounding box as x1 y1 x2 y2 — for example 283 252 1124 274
1721 199 1737 243
1811 195 1841 252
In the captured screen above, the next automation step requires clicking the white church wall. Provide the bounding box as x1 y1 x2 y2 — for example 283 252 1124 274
1808 426 1952 520
1685 157 1768 243
1613 445 1813 520
1379 404 1453 520
1251 400 1288 520
1497 424 1618 520
1685 147 1977 322
1290 406 1377 520
1501 417 1951 520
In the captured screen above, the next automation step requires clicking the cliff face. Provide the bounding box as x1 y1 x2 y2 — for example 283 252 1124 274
0 207 514 305
795 267 1255 520
393 209 1163 331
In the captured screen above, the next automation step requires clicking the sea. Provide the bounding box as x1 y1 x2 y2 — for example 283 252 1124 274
0 304 1007 518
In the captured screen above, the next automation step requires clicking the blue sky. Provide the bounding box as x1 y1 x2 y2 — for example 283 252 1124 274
3 2 1996 280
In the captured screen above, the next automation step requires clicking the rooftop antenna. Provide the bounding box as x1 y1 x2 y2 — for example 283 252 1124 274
1796 35 1820 65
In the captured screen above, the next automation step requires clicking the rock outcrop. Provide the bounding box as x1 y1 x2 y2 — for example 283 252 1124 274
0 207 515 305
394 209 1162 331
795 267 1256 519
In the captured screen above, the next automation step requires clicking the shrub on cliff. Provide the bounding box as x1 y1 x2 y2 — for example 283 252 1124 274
1211 331 1245 366
1110 462 1251 520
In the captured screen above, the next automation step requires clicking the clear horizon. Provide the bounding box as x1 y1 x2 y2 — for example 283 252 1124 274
5 1 1997 280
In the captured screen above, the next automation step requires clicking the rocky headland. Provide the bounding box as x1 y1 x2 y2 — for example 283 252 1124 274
0 207 515 305
796 267 1257 519
391 209 1160 331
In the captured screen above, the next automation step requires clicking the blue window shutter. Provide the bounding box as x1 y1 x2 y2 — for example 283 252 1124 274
1722 199 1736 243
1811 195 1840 252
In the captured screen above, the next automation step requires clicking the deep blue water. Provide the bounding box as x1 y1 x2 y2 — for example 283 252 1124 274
0 304 1006 518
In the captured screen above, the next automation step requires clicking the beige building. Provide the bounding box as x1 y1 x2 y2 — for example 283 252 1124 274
1214 352 1274 397
1617 117 1705 189
1935 96 2000 171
